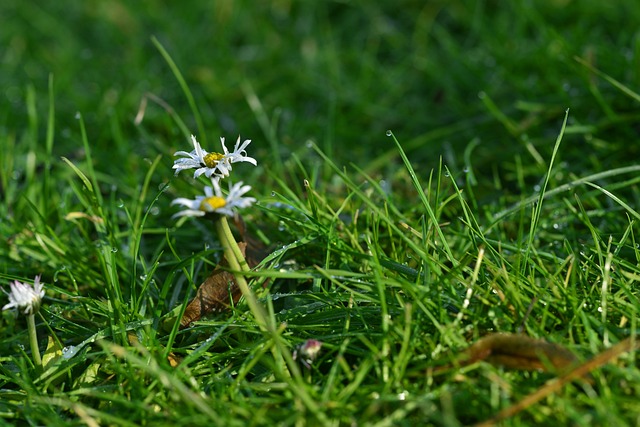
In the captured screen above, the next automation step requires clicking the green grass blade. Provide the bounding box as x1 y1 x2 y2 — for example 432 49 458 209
152 36 206 142
386 130 456 264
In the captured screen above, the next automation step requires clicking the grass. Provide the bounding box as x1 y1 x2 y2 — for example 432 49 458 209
2 1 640 425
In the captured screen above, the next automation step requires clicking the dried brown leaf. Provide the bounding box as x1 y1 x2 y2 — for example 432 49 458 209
462 333 582 374
179 243 246 328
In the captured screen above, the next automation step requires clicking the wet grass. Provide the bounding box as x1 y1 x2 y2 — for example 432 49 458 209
2 1 640 425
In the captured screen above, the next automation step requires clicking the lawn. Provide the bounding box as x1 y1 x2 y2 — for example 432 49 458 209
2 1 640 425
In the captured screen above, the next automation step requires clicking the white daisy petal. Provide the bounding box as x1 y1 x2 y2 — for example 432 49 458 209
172 209 206 218
194 168 208 179
220 137 230 156
233 137 253 155
170 197 197 208
192 135 206 159
227 136 258 166
173 150 196 157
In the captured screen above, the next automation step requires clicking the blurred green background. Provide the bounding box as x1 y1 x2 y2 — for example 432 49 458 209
3 0 639 175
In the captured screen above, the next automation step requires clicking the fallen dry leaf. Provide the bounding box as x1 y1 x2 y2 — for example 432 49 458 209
462 333 583 374
179 243 246 328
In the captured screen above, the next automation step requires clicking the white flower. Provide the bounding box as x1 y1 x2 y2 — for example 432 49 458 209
3 275 45 315
171 180 256 218
173 135 257 180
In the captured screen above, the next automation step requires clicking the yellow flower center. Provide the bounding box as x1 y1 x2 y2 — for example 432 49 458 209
203 152 224 168
199 196 227 212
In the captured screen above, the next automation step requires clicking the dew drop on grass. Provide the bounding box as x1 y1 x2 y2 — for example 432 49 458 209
111 247 118 253
74 112 81 120
379 179 391 194
271 191 276 197
62 345 80 359
385 130 392 137
139 274 148 281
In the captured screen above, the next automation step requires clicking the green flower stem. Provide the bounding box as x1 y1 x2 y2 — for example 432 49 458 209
214 215 325 422
26 313 42 369
213 217 300 372
214 217 269 330
218 216 251 272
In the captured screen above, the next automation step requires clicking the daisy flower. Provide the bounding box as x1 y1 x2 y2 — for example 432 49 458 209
171 180 256 218
173 135 257 180
3 275 45 315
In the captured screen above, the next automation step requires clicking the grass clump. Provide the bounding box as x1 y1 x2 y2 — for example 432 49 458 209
2 1 640 426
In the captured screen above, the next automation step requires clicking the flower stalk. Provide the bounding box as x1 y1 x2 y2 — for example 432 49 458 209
217 216 251 272
213 216 268 330
26 313 42 368
214 215 306 382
